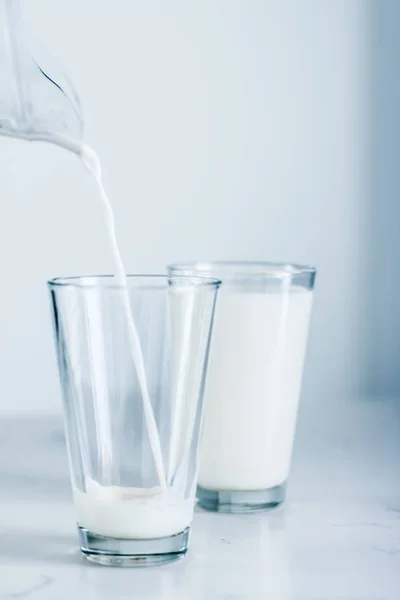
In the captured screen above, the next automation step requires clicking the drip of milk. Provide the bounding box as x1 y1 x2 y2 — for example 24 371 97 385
198 286 313 492
79 144 167 492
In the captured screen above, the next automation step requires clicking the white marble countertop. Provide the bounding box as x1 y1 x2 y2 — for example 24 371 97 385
0 397 399 599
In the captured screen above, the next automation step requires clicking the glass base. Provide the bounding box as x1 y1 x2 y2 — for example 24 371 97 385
197 483 286 513
78 525 190 567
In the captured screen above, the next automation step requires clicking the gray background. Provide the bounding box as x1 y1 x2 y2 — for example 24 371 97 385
0 0 398 413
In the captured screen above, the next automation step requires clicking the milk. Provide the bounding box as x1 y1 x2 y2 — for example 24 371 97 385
73 479 193 539
199 286 313 491
80 145 166 490
71 145 194 539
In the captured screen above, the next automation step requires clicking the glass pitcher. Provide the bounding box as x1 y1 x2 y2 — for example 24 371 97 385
0 0 83 152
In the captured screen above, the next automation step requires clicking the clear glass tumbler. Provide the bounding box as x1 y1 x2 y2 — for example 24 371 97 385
48 275 220 566
168 262 316 513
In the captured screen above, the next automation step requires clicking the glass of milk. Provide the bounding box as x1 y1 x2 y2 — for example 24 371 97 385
48 274 220 566
168 262 316 513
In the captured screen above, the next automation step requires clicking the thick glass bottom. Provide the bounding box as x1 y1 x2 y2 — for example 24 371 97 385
78 525 190 567
197 483 286 513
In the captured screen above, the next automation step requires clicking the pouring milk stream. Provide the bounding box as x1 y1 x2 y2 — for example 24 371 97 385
0 0 201 538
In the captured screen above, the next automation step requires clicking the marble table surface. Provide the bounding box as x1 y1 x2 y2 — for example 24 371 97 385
0 397 399 599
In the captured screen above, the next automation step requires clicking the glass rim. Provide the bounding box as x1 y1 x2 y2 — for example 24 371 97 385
168 261 317 278
47 274 222 290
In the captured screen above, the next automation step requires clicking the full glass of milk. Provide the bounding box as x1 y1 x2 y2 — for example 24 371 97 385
168 262 316 513
48 274 220 566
